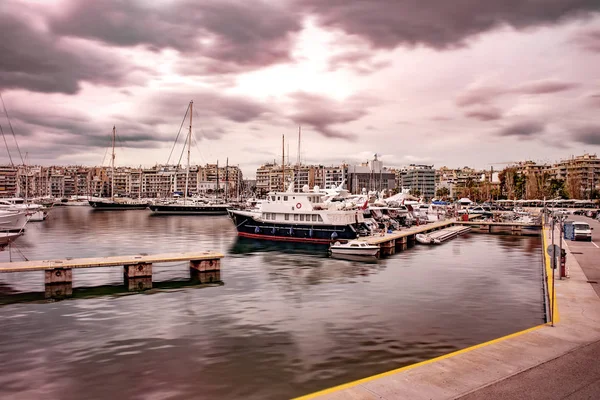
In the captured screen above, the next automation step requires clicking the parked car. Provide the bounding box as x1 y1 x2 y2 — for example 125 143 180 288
572 221 593 241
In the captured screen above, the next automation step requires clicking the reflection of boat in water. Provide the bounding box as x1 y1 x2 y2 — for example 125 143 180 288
330 240 379 256
329 253 380 263
229 236 330 257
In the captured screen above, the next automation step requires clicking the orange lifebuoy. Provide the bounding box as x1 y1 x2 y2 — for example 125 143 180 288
296 203 302 209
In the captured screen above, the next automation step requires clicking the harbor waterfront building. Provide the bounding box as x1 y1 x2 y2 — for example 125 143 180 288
0 164 243 199
398 164 436 200
552 153 600 199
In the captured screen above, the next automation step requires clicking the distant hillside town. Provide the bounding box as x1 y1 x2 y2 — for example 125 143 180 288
0 153 599 202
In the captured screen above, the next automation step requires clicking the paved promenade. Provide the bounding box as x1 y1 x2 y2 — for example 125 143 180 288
297 218 600 400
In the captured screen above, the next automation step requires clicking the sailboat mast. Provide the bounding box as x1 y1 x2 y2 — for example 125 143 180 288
216 160 219 201
282 134 285 191
111 125 115 201
225 157 229 202
184 100 192 204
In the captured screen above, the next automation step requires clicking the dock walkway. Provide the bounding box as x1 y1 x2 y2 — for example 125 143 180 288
0 251 224 298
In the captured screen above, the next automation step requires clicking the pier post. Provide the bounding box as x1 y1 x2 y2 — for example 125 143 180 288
123 262 152 278
126 277 153 291
190 270 221 284
190 258 221 273
380 239 396 256
44 268 73 299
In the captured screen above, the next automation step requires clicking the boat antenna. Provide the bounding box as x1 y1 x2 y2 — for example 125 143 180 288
111 125 115 201
282 134 285 191
297 125 301 167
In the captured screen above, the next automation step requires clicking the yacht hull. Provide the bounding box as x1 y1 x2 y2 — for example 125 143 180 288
89 201 149 210
148 204 229 215
229 210 358 244
0 211 28 232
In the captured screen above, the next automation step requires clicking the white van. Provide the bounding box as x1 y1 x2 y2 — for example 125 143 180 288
573 222 593 241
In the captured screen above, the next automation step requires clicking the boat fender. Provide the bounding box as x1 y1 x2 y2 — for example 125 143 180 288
255 226 260 234
309 228 313 238
331 231 338 240
296 203 302 209
271 227 276 234
289 227 293 235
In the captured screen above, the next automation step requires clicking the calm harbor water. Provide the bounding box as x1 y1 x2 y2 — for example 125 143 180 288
0 207 544 400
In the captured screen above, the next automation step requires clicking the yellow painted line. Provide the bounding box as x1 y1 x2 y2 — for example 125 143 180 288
293 324 547 400
541 223 559 323
294 227 555 400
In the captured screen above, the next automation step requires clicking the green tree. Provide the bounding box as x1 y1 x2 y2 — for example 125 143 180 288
436 187 450 199
410 188 421 197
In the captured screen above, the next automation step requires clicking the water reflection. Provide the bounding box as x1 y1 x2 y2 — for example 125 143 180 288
0 208 545 400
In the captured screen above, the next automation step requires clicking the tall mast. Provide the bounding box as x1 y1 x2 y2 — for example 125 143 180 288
184 100 192 204
282 134 285 191
297 126 301 167
111 125 115 201
216 160 219 201
225 157 229 202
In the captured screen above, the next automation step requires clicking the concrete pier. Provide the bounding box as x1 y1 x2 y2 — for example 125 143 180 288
296 221 600 400
0 251 224 299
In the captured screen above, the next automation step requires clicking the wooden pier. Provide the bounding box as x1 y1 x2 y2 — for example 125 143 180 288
0 251 224 298
455 220 542 233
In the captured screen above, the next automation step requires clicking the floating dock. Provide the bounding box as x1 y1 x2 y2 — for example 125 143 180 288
416 225 472 244
0 251 224 298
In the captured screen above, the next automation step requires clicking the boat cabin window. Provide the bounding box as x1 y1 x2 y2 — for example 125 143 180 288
351 243 359 247
277 196 280 201
271 196 275 201
312 215 317 222
285 214 289 220
284 196 288 201
294 214 298 221
318 215 323 222
300 215 304 221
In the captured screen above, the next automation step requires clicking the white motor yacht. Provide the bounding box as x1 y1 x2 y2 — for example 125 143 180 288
330 240 379 256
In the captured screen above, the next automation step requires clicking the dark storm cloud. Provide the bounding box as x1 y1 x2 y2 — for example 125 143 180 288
288 93 374 139
513 80 580 94
0 5 136 94
50 0 302 73
299 0 600 50
328 51 391 75
456 87 503 107
457 80 579 107
572 27 600 52
464 107 503 121
571 125 600 145
496 120 546 138
145 90 271 127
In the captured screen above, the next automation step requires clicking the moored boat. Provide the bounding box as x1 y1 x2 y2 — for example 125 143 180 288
329 240 379 256
228 184 365 244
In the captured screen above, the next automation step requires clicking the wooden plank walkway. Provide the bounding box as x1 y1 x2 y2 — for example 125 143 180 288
365 219 454 245
0 251 224 273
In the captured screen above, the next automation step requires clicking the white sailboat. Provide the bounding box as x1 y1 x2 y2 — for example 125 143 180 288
89 126 149 210
149 101 230 215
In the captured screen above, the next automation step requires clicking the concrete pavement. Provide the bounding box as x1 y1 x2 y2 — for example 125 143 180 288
297 221 600 400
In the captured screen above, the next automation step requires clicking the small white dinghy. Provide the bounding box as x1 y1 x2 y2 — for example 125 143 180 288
330 240 379 256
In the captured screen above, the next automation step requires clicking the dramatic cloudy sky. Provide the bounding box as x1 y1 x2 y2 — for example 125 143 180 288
1 0 600 177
